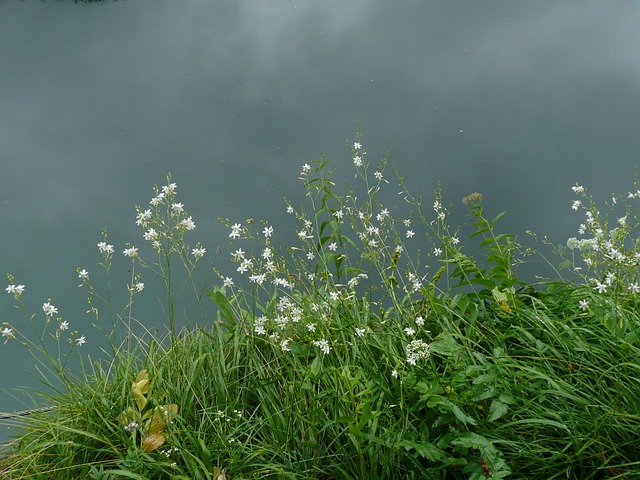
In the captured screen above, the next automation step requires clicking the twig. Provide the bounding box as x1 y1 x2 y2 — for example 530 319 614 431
0 406 56 420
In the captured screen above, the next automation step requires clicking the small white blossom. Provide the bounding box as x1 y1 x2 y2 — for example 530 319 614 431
406 230 415 238
579 299 589 310
334 209 344 219
59 320 69 331
134 282 145 292
391 369 399 379
78 269 89 280
237 258 252 274
42 302 58 317
307 251 315 260
5 284 25 296
605 271 615 286
287 205 294 214
353 155 363 167
249 273 266 285
353 142 362 149
313 339 331 355
171 203 184 214
136 209 152 226
229 223 242 239
328 242 338 251
263 226 274 237
150 193 165 206
572 184 585 193
76 336 87 346
123 246 138 257
301 163 311 173
415 316 425 327
433 247 442 256
406 339 431 365
374 171 383 180
571 200 581 211
595 281 607 294
404 327 416 336
1 327 13 338
124 421 139 432
191 247 206 259
97 242 114 255
179 217 196 230
355 328 366 337
223 277 234 288
628 283 640 294
162 183 177 195
144 228 158 241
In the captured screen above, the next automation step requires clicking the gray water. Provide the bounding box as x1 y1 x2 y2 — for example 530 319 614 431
2 0 640 444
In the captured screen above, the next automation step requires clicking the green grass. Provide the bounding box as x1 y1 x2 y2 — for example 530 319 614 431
1 135 639 479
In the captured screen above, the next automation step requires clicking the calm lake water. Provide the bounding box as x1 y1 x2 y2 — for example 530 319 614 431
2 0 640 443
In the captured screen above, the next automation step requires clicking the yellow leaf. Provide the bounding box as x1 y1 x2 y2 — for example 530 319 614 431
141 433 165 452
131 369 150 411
212 467 228 480
499 300 512 313
147 404 178 435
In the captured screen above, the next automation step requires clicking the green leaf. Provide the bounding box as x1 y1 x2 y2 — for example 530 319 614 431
399 440 445 462
308 355 322 378
207 288 234 324
451 432 493 450
429 334 464 357
487 399 509 422
452 405 478 426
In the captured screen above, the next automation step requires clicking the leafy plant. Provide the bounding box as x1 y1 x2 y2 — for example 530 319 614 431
1 133 639 479
118 369 178 453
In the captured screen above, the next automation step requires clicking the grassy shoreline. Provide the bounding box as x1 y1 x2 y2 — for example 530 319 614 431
1 139 639 478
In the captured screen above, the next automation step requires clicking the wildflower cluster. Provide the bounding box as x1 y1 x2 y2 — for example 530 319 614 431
214 135 452 365
405 339 431 365
4 136 640 479
2 176 210 366
135 178 204 261
214 409 243 421
2 273 87 349
566 181 640 296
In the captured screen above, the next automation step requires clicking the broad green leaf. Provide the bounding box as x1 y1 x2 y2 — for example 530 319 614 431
452 405 478 426
451 431 493 449
208 288 235 324
487 399 509 422
399 439 445 462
